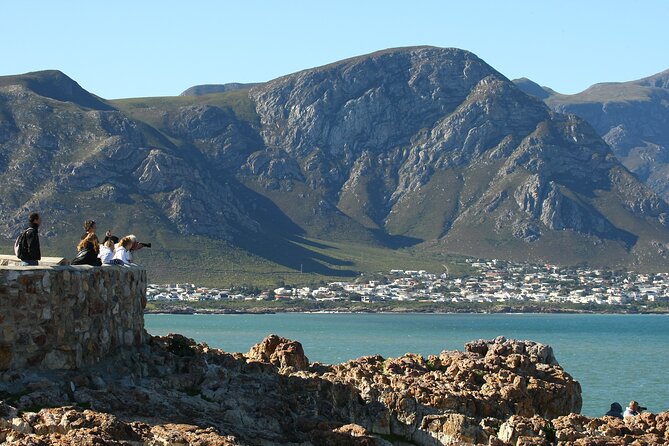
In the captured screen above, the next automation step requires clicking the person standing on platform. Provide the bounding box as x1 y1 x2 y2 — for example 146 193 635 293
16 212 42 266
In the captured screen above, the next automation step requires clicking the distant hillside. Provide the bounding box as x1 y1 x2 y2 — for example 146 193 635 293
514 70 669 201
180 83 262 96
2 49 669 286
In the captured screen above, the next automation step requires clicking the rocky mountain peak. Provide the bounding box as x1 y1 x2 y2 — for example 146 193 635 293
0 70 112 110
512 77 554 99
251 46 505 158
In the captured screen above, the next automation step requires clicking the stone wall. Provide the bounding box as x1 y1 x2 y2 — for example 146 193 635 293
0 265 146 370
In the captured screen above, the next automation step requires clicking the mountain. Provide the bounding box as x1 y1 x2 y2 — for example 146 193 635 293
0 71 369 282
244 47 669 267
514 70 669 201
0 70 112 111
2 48 669 284
512 77 555 100
180 82 263 96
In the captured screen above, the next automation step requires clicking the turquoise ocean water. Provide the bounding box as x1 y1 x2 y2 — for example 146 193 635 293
145 313 669 417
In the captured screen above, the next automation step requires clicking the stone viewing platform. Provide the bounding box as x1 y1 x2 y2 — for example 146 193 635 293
0 254 69 267
0 263 146 371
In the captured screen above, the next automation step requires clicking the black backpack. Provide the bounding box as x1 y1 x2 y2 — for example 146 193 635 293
14 228 32 260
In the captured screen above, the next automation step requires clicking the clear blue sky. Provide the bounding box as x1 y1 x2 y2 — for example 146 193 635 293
2 1 667 99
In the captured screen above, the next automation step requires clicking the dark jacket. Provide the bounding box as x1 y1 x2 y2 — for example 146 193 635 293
24 223 41 261
71 241 102 266
606 402 624 419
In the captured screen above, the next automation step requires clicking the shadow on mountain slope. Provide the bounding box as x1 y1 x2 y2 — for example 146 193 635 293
371 230 423 249
233 235 356 277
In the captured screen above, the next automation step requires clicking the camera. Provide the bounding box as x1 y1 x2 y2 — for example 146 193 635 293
139 242 152 248
639 406 647 411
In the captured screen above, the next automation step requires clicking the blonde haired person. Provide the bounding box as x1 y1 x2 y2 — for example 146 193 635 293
124 234 147 263
113 236 134 265
623 400 646 417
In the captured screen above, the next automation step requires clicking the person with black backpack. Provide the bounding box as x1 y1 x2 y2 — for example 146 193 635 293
15 212 42 266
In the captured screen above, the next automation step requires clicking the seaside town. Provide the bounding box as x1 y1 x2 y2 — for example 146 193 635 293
146 259 669 308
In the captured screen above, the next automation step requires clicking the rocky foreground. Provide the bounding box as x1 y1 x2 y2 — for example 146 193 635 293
1 335 667 445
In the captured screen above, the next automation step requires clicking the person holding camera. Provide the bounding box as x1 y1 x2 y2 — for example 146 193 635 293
125 234 150 263
623 400 646 417
113 234 151 265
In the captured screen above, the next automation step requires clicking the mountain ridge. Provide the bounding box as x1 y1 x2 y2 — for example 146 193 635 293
180 82 262 96
2 48 669 283
515 68 669 202
0 69 113 110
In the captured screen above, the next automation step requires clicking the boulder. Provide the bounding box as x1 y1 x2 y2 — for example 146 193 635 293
247 334 310 371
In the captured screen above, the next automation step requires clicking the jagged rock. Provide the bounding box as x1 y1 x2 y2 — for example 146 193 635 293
497 415 549 445
0 402 17 420
0 334 667 445
310 423 392 446
150 424 240 446
307 337 580 445
166 105 237 140
464 337 558 365
0 407 240 445
421 413 486 444
247 334 310 371
486 411 669 446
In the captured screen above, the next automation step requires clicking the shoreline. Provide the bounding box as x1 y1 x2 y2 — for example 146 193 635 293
144 306 669 315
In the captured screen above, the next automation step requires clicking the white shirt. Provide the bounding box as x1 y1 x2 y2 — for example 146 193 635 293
98 245 113 264
113 246 131 264
623 407 639 418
